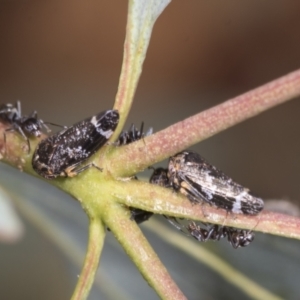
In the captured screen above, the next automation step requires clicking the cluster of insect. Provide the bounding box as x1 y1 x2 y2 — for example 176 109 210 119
0 101 263 249
112 118 264 249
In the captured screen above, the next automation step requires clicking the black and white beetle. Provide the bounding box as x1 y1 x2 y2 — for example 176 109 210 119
32 109 119 179
148 165 257 248
0 101 51 153
168 151 264 215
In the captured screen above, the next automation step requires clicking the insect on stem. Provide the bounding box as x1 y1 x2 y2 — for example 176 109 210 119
32 109 119 179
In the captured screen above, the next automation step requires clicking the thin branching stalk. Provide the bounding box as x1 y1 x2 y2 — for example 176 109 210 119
108 179 300 239
112 0 172 138
103 202 187 300
71 218 105 300
108 68 300 176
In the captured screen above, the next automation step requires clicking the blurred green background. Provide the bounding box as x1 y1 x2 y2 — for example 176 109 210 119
1 1 300 299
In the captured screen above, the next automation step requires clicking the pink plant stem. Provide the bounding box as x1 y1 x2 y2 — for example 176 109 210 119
71 219 105 300
108 69 300 176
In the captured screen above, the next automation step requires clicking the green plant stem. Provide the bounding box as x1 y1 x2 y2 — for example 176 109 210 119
112 0 171 139
109 180 300 239
108 68 300 177
11 190 129 300
104 202 187 300
71 218 105 300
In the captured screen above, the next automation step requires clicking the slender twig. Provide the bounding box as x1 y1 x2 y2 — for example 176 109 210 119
107 68 300 176
71 218 105 300
109 179 300 239
112 0 172 139
104 202 187 300
9 186 135 300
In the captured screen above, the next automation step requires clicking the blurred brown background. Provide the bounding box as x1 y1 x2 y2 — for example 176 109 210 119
1 1 300 299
